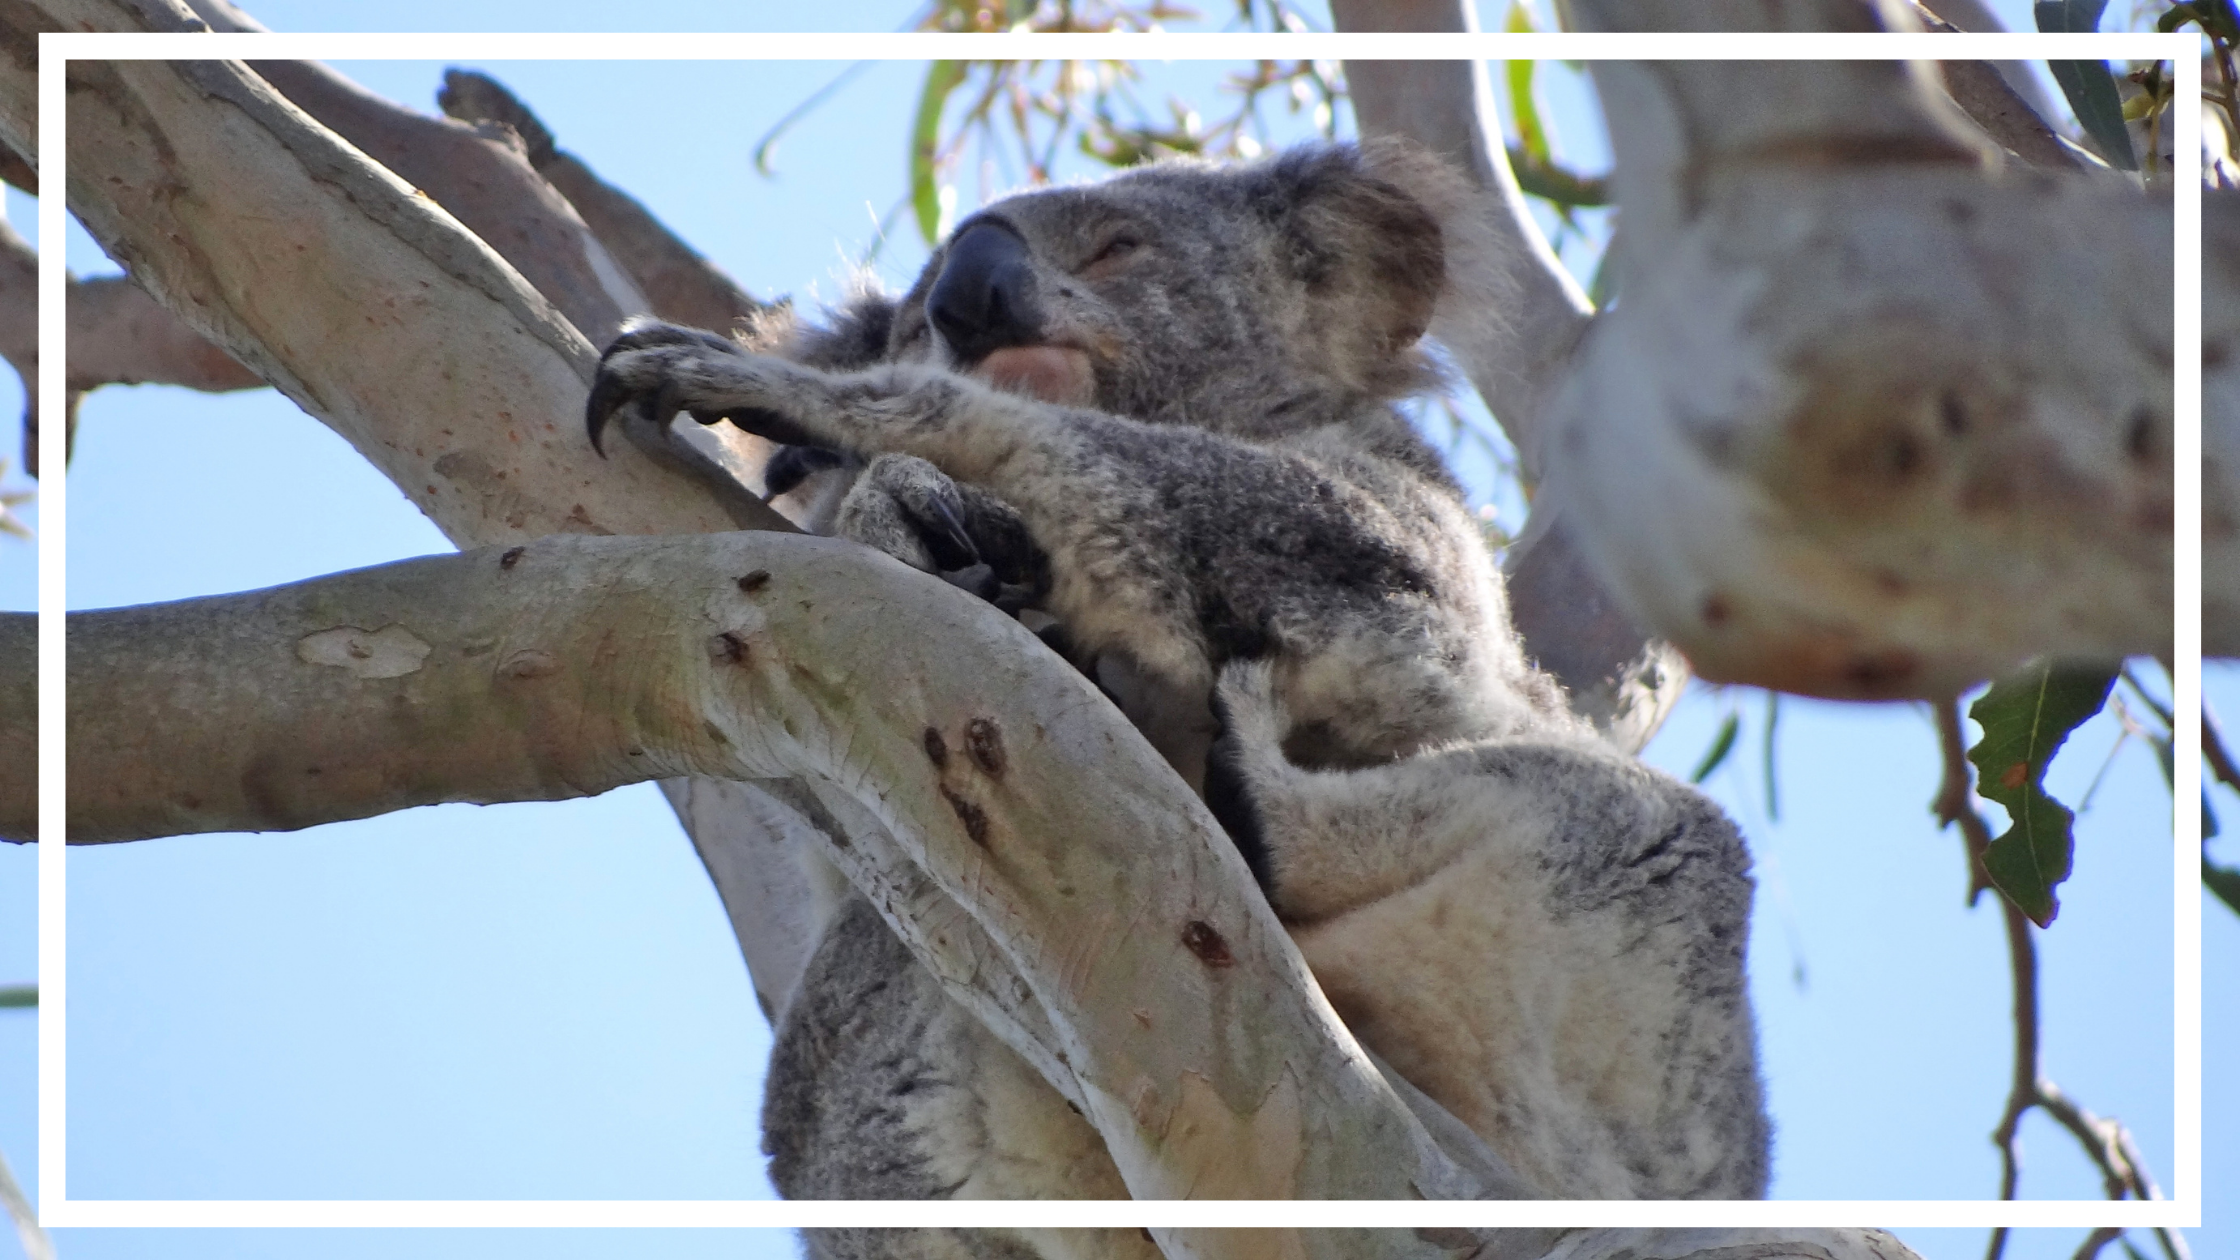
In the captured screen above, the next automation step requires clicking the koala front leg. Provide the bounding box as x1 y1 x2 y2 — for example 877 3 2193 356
588 320 1063 482
1207 662 1500 920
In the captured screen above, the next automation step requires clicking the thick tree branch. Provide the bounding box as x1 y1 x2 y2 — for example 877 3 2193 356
50 533 1520 1225
241 57 650 350
1549 1 2173 699
179 0 650 350
0 9 788 537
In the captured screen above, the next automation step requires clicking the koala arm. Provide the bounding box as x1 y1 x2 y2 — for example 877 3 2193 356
587 320 1083 485
1207 662 1522 922
1210 662 1741 930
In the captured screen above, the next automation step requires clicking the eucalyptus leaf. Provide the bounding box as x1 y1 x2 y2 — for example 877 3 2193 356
1691 710 1740 783
2035 1 2138 170
910 60 969 245
2207 856 2240 916
1966 660 2119 926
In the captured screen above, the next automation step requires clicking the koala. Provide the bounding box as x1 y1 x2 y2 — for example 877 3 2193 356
588 143 1571 790
583 142 1766 1227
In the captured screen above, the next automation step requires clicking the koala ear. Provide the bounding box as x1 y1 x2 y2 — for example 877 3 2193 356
1258 142 1449 395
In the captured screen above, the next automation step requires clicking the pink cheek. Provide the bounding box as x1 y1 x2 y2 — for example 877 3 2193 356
975 346 1097 407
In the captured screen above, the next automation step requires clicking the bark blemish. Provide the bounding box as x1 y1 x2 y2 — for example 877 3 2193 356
922 726 949 768
708 632 750 665
1939 389 1968 436
2126 408 2158 463
1843 650 1918 691
966 716 1006 777
1181 920 1235 968
940 784 990 846
498 648 561 679
296 624 431 680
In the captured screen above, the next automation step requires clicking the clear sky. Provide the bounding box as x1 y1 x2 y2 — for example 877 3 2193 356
0 7 2226 1260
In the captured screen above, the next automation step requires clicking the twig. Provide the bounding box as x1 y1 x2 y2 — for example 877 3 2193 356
1932 699 1994 903
1933 700 2185 1260
2072 1229 2123 1260
0 1146 52 1260
2202 700 2240 793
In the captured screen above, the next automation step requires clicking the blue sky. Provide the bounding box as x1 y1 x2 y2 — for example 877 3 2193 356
0 8 2226 1260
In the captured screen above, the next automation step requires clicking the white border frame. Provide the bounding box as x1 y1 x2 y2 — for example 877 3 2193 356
34 27 2204 1232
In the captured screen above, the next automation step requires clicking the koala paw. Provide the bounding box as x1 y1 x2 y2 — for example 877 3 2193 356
586 317 816 456
838 455 1048 617
838 454 981 573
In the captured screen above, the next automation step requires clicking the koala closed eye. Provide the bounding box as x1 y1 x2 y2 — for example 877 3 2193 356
1080 231 1144 275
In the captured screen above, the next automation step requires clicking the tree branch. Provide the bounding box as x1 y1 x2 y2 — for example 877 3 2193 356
67 274 263 394
435 68 776 336
0 214 38 472
2205 193 2240 655
1907 2 2093 170
47 533 1523 1225
0 14 788 538
1549 1 2174 699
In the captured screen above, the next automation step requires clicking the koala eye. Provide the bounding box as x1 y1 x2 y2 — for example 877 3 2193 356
1082 232 1143 273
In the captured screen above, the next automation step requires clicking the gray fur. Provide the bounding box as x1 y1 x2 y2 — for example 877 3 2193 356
1212 662 1767 1199
585 143 1767 1222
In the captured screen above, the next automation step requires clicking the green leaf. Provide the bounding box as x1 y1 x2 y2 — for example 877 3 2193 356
2033 0 2107 30
1691 710 1740 783
1504 4 1549 168
2035 2 2137 171
0 985 32 1009
2207 856 2240 916
1966 661 2119 926
2045 59 2138 170
910 60 970 245
1762 690 1782 822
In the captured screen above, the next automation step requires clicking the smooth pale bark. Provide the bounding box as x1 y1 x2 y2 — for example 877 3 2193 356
55 532 1514 1223
0 2 788 537
1552 0 2174 698
434 67 776 336
67 274 262 394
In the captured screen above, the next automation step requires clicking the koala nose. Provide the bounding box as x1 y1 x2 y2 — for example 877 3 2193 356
928 221 1042 366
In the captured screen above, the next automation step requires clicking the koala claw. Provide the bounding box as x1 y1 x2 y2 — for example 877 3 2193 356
585 319 750 456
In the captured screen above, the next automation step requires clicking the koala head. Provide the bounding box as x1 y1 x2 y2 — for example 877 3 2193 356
881 141 1462 440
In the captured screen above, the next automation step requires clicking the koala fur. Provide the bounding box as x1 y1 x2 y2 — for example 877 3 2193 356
1209 662 1766 1198
585 142 1766 1228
